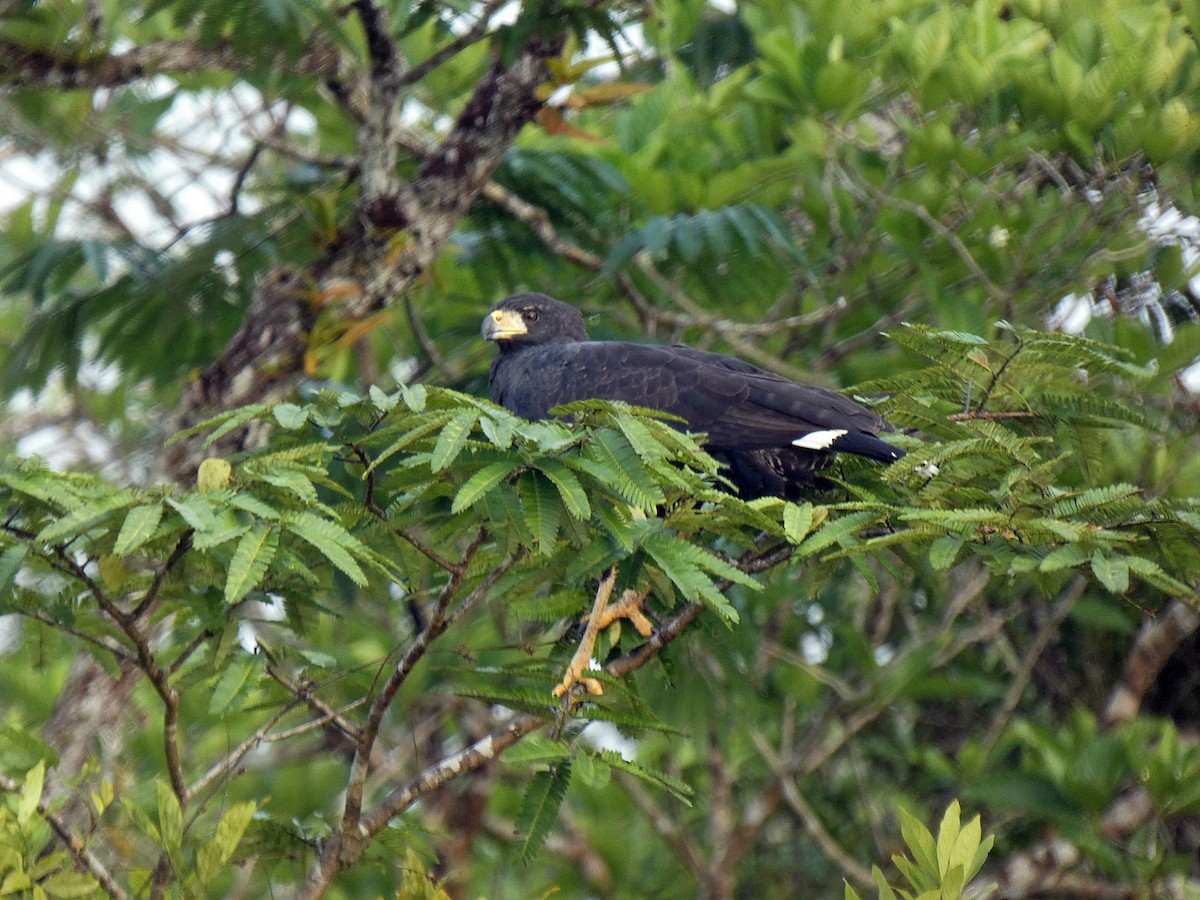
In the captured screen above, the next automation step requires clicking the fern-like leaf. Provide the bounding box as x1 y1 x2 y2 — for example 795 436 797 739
514 763 572 864
35 493 138 546
431 409 479 472
112 503 166 556
282 511 368 586
519 472 562 557
451 461 520 514
225 523 279 604
592 749 694 804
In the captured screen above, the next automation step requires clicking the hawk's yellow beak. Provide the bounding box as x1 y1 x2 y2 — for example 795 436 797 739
481 308 528 341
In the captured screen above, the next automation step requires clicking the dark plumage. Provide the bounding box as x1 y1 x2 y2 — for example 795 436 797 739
482 293 904 499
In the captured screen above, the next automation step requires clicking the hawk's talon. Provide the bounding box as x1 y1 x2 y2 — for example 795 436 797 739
554 568 630 699
587 589 653 637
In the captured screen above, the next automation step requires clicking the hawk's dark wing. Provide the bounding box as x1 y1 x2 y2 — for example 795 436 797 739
491 340 899 461
483 293 904 499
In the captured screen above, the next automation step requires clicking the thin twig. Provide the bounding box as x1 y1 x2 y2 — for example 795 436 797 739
395 529 459 572
166 628 214 677
15 609 136 665
342 529 494 831
615 771 708 880
299 530 794 896
87 572 189 805
1103 596 1200 728
266 667 365 744
980 577 1084 755
752 731 874 890
946 410 1038 422
131 531 193 621
397 0 507 88
263 699 368 743
188 698 305 800
349 444 387 520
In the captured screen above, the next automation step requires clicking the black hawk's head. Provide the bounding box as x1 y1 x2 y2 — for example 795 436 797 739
481 293 589 346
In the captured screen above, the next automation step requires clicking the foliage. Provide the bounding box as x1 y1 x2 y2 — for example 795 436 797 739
0 762 101 899
846 801 995 900
2 0 1200 896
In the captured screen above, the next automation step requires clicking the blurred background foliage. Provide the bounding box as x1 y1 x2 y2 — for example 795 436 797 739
3 0 1200 896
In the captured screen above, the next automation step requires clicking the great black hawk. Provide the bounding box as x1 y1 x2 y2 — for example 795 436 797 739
482 292 904 500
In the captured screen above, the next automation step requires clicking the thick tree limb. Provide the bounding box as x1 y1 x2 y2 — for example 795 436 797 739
1103 597 1200 727
168 32 563 478
0 37 340 91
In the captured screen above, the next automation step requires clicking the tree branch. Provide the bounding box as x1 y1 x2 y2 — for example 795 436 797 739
751 731 874 890
341 532 498 832
980 576 1085 755
169 30 563 479
1103 596 1200 727
266 666 366 744
396 0 508 88
0 37 340 91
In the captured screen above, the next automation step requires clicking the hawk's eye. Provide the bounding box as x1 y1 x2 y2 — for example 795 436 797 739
522 309 539 323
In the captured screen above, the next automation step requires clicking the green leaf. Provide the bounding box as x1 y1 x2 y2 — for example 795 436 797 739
18 759 45 826
451 461 518 514
872 865 899 900
519 471 562 556
614 411 667 462
225 523 278 604
167 494 217 532
401 382 427 411
966 833 995 883
273 403 308 429
514 763 572 863
431 409 478 471
593 749 694 804
935 800 962 877
209 654 260 715
192 510 249 550
898 806 938 874
98 554 128 592
368 384 396 411
38 871 100 897
507 588 588 623
643 531 753 622
228 491 280 519
1090 551 1129 594
1124 555 1192 595
156 780 183 853
112 503 164 555
0 544 30 596
283 511 368 586
1 872 32 893
258 467 317 500
167 403 270 448
536 459 591 520
500 737 572 765
196 801 257 885
585 429 664 510
35 493 138 545
783 501 814 543
927 534 964 571
796 511 877 558
1040 544 1089 573
479 412 515 449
